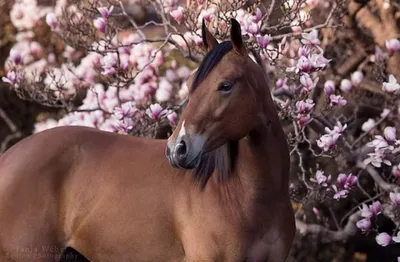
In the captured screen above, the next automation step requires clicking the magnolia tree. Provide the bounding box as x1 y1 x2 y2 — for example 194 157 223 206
1 0 400 260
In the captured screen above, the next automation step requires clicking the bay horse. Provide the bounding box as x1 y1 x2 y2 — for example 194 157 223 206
0 18 295 261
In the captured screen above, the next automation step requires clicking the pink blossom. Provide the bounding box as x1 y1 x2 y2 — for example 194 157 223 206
94 17 106 33
392 164 400 178
340 79 352 93
329 94 347 107
257 34 272 49
392 232 400 243
254 8 262 22
383 126 397 143
296 99 314 114
376 232 391 247
324 80 335 96
389 192 400 206
46 13 58 30
29 41 42 57
337 173 357 190
317 133 339 152
170 7 184 23
309 53 330 69
351 71 364 87
146 103 168 120
301 30 320 46
9 49 23 65
310 170 331 187
297 114 311 128
325 121 347 135
364 148 391 168
2 71 17 85
385 39 400 53
300 73 318 92
245 22 260 35
298 46 311 57
332 186 349 200
356 218 371 232
383 75 400 93
276 78 288 89
360 201 382 218
97 6 114 19
113 102 137 120
306 0 319 7
361 118 376 133
167 112 178 126
296 56 312 72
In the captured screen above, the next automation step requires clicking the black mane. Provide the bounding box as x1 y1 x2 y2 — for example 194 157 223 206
190 41 238 188
191 41 233 93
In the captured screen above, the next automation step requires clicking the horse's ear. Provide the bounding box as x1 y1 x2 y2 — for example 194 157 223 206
202 19 218 52
230 18 246 55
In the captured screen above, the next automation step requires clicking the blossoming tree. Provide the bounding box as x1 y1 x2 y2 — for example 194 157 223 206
1 0 400 260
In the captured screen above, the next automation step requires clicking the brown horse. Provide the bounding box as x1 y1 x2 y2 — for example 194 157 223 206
0 19 295 262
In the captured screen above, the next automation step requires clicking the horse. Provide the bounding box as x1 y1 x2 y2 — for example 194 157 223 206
0 18 295 262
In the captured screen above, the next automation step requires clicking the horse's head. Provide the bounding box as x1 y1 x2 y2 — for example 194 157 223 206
166 18 266 170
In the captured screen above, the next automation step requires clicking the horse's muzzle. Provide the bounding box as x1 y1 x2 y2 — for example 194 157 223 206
166 135 202 169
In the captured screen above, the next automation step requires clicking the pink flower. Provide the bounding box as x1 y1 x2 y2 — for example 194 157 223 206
385 39 400 53
146 103 168 120
360 201 381 218
356 218 371 232
287 56 312 73
167 111 178 126
383 126 397 143
257 34 272 49
392 164 400 178
392 232 400 243
310 170 331 187
361 118 376 133
300 73 318 92
246 22 260 35
325 121 347 135
351 71 364 87
332 187 349 200
312 207 321 220
340 79 352 93
2 71 17 85
297 114 311 128
94 17 106 33
376 232 391 247
364 149 391 168
46 13 58 30
301 29 320 46
383 75 400 93
296 99 315 114
9 49 23 65
324 80 335 96
389 192 400 206
298 46 311 57
29 41 42 56
170 7 184 23
254 8 262 22
309 53 330 68
113 102 137 120
337 173 357 190
317 133 339 152
276 78 288 89
329 94 347 106
97 6 114 19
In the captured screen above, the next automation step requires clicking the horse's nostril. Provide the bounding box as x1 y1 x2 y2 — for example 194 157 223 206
176 140 187 159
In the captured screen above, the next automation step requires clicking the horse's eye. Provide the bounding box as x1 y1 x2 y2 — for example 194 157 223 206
217 81 234 93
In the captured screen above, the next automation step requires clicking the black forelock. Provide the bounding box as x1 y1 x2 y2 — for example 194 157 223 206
191 41 233 93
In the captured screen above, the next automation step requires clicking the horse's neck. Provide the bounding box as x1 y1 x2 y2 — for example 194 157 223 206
237 119 290 196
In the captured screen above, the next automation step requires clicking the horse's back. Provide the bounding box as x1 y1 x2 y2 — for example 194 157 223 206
0 126 185 261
